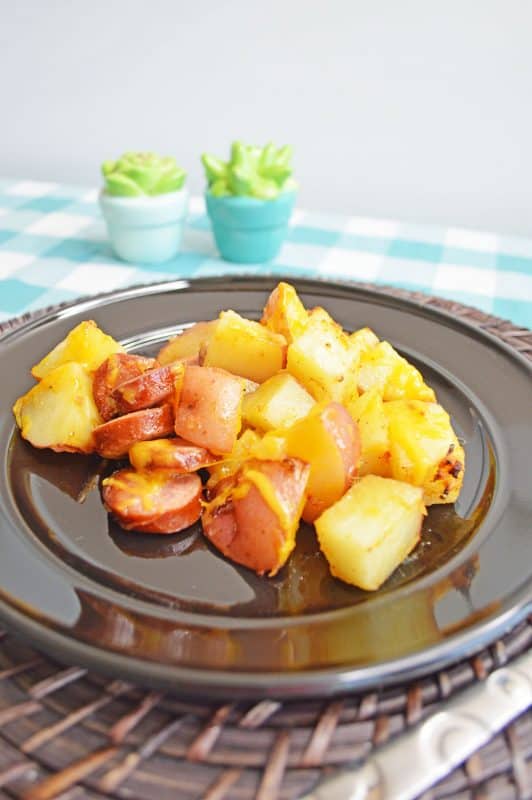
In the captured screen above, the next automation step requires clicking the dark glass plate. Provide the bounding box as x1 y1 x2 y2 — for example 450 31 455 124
0 277 530 698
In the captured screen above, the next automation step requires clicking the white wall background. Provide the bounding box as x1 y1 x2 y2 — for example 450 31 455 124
1 0 531 235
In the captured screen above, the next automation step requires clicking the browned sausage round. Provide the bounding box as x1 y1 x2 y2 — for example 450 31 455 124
129 437 216 472
93 405 174 459
93 353 156 421
102 468 202 533
113 363 182 415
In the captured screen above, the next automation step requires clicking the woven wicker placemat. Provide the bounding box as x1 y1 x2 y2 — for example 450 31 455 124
0 284 531 800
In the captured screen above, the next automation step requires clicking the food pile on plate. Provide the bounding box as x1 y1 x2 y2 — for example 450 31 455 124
12 282 464 591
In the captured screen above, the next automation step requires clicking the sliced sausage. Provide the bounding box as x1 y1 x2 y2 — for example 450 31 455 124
102 468 202 533
93 405 174 459
113 362 183 415
93 353 156 421
129 437 217 472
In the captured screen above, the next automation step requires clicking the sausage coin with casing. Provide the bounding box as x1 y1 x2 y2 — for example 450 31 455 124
102 468 203 533
93 353 156 421
93 405 174 459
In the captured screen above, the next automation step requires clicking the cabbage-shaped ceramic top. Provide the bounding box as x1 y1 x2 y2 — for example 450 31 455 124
201 141 296 200
102 152 186 197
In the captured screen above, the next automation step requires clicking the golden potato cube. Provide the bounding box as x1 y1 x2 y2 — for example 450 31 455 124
242 372 315 431
284 402 359 522
203 310 286 383
349 327 380 357
261 281 308 344
31 320 124 380
384 400 465 504
315 475 426 591
348 389 391 476
157 320 217 365
358 341 435 402
13 362 103 453
287 307 358 403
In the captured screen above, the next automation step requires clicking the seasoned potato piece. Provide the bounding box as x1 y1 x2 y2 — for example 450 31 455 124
242 372 315 431
347 389 391 477
260 281 308 344
31 320 124 380
203 457 310 576
349 327 379 358
284 402 360 522
174 365 243 455
287 307 358 403
203 310 286 383
358 341 435 402
157 321 217 366
206 428 263 487
384 400 464 504
13 362 103 453
316 475 426 591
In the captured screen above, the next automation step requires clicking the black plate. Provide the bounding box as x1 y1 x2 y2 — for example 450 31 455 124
0 277 531 699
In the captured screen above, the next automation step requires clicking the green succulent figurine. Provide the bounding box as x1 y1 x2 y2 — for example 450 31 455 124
102 152 187 197
201 141 296 200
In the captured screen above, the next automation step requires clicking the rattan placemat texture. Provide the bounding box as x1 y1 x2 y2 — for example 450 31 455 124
0 284 531 800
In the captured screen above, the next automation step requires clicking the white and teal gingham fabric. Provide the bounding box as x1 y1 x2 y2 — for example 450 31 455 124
0 177 531 328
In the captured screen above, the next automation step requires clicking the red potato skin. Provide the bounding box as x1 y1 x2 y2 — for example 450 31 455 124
102 468 202 533
93 405 175 459
113 363 183 415
93 353 156 421
302 402 360 523
202 458 310 576
129 437 217 472
174 365 243 455
322 402 360 488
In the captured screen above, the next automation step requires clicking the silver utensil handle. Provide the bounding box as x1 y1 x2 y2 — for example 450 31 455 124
302 648 532 800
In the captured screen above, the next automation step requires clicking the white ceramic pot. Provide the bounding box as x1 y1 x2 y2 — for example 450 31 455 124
99 188 189 265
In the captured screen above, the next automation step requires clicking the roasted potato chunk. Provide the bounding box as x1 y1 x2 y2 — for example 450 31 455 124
13 362 103 453
157 320 217 366
287 307 358 403
203 457 310 576
284 402 360 522
347 389 391 476
349 327 379 358
316 475 426 591
384 400 465 504
174 365 243 455
31 320 124 379
358 341 435 402
203 310 286 383
242 372 315 431
260 281 308 344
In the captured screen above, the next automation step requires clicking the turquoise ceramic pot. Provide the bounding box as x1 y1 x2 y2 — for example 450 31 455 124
205 191 296 263
99 188 188 265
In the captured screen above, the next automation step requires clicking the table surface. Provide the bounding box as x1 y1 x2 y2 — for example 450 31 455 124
0 178 531 328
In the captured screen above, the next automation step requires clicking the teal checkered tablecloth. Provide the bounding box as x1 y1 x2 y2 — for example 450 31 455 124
0 177 531 327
